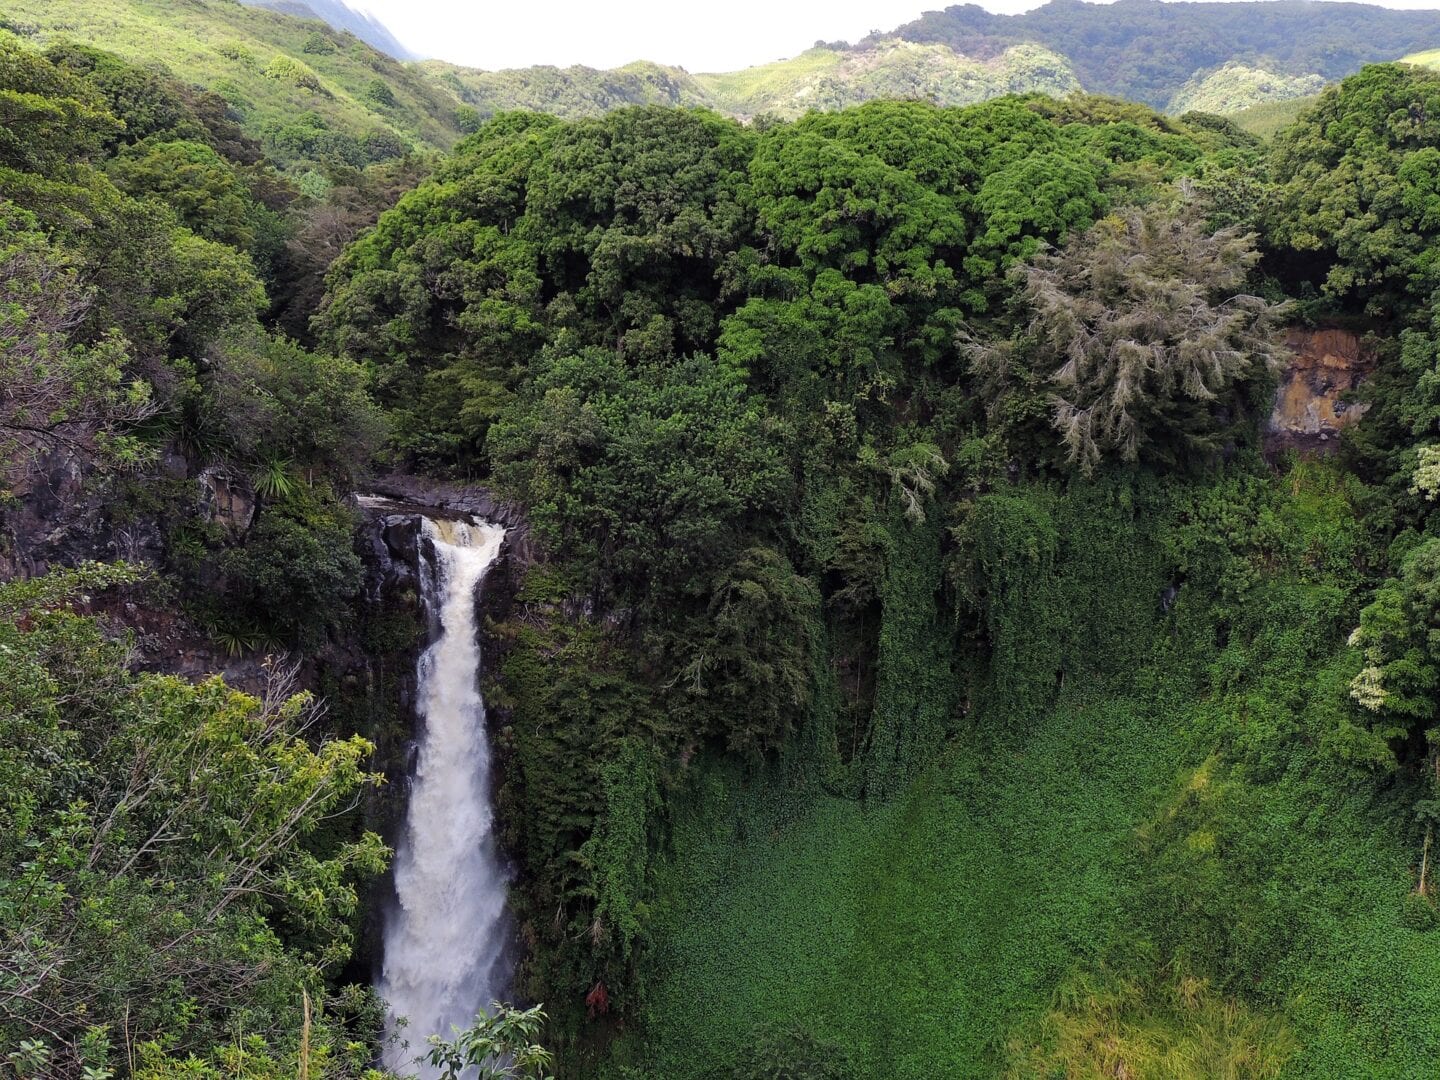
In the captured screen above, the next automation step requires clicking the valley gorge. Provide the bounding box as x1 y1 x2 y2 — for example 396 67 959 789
12 11 1440 1078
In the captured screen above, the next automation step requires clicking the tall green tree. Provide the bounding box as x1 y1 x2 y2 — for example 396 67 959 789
1269 63 1440 313
488 346 787 609
0 203 153 482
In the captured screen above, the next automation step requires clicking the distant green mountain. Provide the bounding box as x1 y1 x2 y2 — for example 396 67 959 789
426 40 1081 122
423 1 1440 125
695 41 1079 118
0 0 1088 168
880 0 1440 112
419 58 705 119
12 0 1440 160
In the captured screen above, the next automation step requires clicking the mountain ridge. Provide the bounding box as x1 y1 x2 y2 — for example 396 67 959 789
239 0 414 60
9 0 1440 165
878 0 1440 109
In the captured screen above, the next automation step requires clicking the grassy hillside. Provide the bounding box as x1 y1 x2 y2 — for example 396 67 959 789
693 47 844 115
696 41 1079 118
0 0 463 167
1168 62 1323 115
1401 46 1440 70
1231 94 1317 139
422 58 707 120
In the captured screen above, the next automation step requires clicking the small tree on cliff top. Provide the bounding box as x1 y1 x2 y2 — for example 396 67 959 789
993 202 1287 473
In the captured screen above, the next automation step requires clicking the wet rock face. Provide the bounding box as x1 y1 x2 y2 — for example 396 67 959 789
1266 328 1375 454
357 474 535 568
197 467 255 537
0 449 165 578
353 480 527 635
356 512 421 601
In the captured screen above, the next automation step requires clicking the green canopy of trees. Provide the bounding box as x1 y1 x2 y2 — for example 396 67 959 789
318 96 1271 1039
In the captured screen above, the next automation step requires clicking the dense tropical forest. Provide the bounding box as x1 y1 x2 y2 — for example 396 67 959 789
13 0 1440 1075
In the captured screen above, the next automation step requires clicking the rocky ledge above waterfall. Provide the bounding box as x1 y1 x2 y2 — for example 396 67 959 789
359 473 533 555
353 475 531 610
350 475 529 761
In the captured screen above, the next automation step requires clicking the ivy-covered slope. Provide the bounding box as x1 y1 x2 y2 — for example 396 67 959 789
629 466 1439 1079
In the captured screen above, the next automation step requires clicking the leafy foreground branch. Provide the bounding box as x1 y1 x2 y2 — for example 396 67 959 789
0 565 389 1078
423 1003 555 1080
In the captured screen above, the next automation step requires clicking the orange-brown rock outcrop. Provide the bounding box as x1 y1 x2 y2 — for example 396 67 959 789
1265 328 1375 453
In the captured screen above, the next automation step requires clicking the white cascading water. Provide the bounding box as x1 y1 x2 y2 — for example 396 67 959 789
379 516 512 1076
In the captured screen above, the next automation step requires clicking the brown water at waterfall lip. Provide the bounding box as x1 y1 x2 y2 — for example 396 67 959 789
429 517 468 546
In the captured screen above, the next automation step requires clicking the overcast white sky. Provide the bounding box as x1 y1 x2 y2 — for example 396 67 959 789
354 0 1440 73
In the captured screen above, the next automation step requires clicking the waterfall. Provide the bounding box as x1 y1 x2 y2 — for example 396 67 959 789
379 515 512 1076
